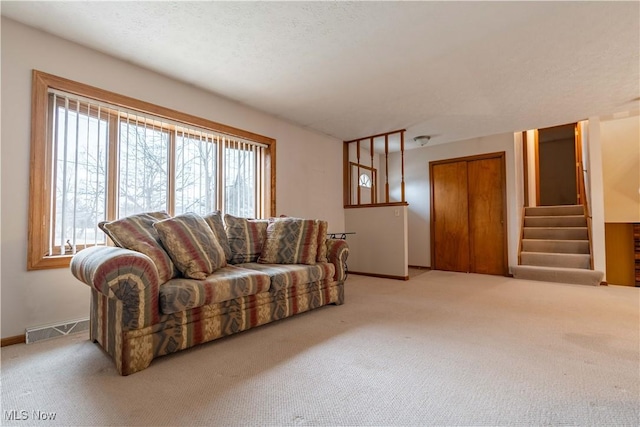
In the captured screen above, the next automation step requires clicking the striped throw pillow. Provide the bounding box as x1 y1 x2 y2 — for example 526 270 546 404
154 213 227 280
258 218 319 265
224 215 268 264
316 220 328 263
203 211 232 262
99 210 170 246
275 215 328 263
100 211 178 283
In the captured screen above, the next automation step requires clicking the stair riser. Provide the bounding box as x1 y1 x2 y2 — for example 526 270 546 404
524 216 587 227
520 252 591 269
523 228 589 240
525 205 584 216
522 240 590 254
511 265 603 286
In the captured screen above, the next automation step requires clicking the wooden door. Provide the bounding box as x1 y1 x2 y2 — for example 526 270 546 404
468 157 506 275
431 152 507 275
432 161 469 272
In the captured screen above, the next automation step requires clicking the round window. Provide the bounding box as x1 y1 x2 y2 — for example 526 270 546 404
359 173 372 188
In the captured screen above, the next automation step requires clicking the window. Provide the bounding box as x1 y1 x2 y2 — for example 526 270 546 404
358 173 372 188
28 71 275 270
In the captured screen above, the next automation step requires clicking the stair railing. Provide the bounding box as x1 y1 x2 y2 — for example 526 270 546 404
577 161 595 269
577 161 590 218
518 206 525 266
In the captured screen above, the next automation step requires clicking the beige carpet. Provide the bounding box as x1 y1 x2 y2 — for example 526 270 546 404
2 271 639 426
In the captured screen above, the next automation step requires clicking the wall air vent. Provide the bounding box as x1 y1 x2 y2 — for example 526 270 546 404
25 318 89 344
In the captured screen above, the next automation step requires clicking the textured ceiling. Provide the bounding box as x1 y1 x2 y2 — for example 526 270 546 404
2 1 639 149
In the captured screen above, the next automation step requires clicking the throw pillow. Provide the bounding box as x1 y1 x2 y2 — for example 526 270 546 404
224 214 268 264
203 211 232 262
99 211 178 283
276 215 328 263
153 213 227 280
258 217 319 265
316 220 328 263
99 210 170 246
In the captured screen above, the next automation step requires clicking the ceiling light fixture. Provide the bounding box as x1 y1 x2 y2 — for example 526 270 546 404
414 135 431 147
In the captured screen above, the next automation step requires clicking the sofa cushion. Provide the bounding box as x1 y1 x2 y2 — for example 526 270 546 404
159 266 271 314
224 215 268 264
258 218 319 265
99 211 178 283
154 213 227 280
237 262 335 292
203 211 232 262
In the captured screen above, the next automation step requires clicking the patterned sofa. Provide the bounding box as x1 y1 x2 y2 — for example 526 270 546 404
70 211 349 375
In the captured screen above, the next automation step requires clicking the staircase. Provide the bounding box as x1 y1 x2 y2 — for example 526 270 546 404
511 205 604 286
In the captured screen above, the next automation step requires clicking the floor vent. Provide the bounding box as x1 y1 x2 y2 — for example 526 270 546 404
25 318 89 344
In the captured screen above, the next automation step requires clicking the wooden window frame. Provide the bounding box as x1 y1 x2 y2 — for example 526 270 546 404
28 70 276 270
349 162 377 203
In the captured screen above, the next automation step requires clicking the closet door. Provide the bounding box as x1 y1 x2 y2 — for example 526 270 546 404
430 152 507 276
432 161 469 272
468 157 506 275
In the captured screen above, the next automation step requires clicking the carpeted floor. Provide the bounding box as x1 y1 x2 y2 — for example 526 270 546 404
1 271 639 426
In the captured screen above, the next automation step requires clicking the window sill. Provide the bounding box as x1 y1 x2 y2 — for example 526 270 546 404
28 255 72 271
344 202 409 209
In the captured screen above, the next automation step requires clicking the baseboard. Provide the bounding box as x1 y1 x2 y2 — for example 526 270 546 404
1 334 26 347
408 265 431 270
349 271 409 281
25 318 89 344
600 281 608 286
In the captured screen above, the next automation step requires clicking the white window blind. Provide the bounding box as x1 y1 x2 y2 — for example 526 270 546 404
47 89 268 256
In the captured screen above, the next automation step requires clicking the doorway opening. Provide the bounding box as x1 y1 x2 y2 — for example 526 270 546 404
536 123 580 206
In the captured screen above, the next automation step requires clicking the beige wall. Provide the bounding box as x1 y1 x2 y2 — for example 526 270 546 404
344 205 408 278
601 114 640 223
0 18 345 338
389 133 521 269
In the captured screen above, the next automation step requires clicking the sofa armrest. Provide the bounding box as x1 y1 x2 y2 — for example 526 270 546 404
70 246 161 329
326 239 349 282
